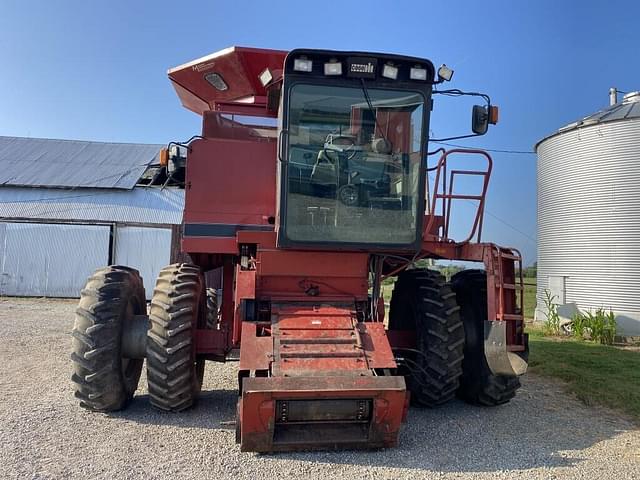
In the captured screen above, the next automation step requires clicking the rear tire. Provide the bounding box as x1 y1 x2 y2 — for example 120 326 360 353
451 269 522 406
206 288 219 329
389 269 465 407
71 266 146 412
147 263 205 412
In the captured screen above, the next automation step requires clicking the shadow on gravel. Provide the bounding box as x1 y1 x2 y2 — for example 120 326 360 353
271 377 635 472
110 389 238 431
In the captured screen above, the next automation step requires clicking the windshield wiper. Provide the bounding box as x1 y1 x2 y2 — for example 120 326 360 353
359 78 392 151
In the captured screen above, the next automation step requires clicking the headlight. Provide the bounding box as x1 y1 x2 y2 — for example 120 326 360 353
324 62 342 76
293 58 313 72
410 67 428 81
382 64 398 80
259 68 273 86
437 64 454 82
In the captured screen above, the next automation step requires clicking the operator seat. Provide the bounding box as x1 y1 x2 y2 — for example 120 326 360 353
310 149 338 188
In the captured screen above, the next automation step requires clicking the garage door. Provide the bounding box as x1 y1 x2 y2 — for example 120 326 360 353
0 222 110 297
114 226 172 300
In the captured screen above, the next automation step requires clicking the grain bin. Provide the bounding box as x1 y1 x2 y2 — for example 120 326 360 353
535 90 640 335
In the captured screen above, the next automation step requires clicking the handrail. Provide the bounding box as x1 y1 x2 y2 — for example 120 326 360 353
424 149 493 244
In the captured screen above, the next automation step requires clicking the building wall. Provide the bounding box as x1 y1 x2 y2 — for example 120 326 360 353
0 222 110 297
0 221 174 299
114 225 173 299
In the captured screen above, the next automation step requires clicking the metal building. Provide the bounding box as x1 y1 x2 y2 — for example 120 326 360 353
535 91 640 335
0 136 184 299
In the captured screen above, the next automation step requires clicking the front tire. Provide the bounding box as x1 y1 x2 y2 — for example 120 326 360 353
71 266 146 412
389 269 465 407
147 263 205 412
451 269 522 406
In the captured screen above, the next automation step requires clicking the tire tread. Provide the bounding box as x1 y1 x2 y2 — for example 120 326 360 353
451 269 523 406
71 266 145 412
147 263 204 412
389 269 465 407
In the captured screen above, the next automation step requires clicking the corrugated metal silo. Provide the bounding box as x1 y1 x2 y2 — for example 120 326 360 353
535 91 640 335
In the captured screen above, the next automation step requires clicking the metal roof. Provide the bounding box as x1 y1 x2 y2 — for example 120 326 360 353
0 136 163 190
0 186 184 225
536 91 640 150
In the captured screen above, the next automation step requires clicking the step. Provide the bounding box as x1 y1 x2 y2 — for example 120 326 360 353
498 313 524 321
499 252 522 261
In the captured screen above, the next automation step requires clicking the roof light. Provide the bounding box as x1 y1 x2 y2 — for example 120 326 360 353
293 58 313 72
324 61 342 76
259 68 273 87
437 64 454 82
204 72 228 91
410 67 428 81
382 64 398 80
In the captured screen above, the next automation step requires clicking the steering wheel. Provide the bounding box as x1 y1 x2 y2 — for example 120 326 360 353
328 136 358 160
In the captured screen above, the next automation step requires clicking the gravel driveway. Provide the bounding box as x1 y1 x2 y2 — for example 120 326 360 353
1 297 638 479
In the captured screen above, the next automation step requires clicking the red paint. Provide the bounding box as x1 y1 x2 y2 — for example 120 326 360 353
169 46 287 116
168 46 525 452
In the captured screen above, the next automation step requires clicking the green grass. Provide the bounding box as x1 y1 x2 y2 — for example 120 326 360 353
381 276 537 320
528 327 640 422
522 278 537 320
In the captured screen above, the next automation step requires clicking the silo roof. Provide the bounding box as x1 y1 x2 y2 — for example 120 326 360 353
535 91 640 150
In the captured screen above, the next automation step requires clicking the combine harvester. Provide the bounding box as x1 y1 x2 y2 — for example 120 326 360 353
71 46 528 452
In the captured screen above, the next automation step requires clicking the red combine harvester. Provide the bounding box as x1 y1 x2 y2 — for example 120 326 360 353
71 47 528 452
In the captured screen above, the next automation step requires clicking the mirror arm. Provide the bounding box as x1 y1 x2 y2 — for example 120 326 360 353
429 133 483 143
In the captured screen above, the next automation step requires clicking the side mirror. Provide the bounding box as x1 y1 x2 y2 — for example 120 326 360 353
472 105 489 135
472 105 499 135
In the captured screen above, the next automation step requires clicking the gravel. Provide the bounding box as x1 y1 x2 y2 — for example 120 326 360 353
1 297 639 479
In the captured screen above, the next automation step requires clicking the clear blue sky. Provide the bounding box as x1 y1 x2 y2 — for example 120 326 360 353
2 0 639 264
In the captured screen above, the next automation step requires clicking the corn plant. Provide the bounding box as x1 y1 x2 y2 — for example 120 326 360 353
599 309 617 345
569 308 617 345
542 289 561 336
592 308 616 345
571 312 587 339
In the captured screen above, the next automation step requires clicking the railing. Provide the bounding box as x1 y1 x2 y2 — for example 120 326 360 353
425 149 492 244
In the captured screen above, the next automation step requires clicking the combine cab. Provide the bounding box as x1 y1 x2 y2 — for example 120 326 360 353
71 46 528 452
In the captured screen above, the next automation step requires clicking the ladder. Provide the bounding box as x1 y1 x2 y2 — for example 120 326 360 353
493 246 526 352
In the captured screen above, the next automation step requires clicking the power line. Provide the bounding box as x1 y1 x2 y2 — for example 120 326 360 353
431 141 535 155
426 172 537 246
483 209 537 245
426 142 537 242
